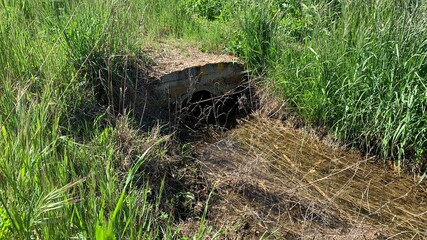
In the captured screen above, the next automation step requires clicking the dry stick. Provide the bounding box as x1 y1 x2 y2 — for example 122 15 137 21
282 153 343 216
288 158 373 191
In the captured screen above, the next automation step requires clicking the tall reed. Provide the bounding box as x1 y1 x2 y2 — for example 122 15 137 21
272 0 427 166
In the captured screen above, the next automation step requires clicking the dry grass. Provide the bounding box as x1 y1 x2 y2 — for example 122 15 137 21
191 105 427 239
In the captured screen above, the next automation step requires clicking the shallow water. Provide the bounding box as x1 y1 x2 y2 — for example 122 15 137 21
196 116 427 239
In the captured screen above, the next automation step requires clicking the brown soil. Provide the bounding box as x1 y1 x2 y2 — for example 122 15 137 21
144 41 240 78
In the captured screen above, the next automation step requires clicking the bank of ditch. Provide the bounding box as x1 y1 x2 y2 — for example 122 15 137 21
170 88 427 239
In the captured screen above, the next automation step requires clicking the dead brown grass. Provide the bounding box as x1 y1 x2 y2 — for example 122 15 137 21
191 111 427 239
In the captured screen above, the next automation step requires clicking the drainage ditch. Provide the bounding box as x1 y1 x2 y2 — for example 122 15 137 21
82 53 427 239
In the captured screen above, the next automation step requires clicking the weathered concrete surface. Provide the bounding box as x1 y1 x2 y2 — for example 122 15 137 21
151 61 246 107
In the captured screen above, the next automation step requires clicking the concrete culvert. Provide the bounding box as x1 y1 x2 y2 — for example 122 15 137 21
143 61 253 131
175 84 256 142
89 46 255 133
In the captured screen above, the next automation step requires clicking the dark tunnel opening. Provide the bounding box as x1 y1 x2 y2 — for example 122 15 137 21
177 86 254 140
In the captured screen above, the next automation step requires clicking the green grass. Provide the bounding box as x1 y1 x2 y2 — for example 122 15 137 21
198 0 427 170
267 0 427 168
183 0 427 169
0 0 219 239
1 0 427 238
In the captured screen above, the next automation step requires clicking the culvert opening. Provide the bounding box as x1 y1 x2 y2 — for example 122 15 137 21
177 85 256 140
81 56 257 140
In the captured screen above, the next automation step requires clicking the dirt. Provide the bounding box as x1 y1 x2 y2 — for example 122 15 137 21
144 41 240 79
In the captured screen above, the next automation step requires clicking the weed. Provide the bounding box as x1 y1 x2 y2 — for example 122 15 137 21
271 0 427 167
0 0 216 238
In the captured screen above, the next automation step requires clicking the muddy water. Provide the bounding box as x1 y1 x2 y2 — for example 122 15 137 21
195 115 427 239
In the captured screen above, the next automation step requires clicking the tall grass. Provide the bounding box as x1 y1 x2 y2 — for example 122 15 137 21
269 0 427 167
229 1 281 73
190 0 427 169
0 0 217 238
